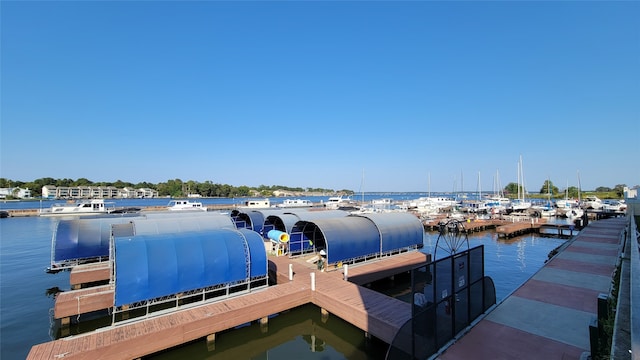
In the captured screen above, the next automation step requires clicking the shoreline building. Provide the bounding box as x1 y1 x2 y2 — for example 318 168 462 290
42 185 158 199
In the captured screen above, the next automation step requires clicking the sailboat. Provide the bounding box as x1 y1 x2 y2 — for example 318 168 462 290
510 155 532 212
535 177 556 217
411 172 457 215
565 171 584 219
556 180 579 209
486 169 510 213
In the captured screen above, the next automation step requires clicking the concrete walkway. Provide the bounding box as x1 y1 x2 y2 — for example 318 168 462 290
437 217 627 360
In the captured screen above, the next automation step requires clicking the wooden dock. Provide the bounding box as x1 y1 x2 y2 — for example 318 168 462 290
69 262 110 289
423 218 509 232
538 223 579 238
29 251 430 360
495 220 545 238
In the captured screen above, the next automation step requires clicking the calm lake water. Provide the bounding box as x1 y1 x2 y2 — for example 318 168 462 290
0 197 566 360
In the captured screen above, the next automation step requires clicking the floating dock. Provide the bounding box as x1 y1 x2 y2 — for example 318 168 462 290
28 251 430 360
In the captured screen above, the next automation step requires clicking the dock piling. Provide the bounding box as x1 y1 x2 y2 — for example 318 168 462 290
289 264 293 281
320 308 329 323
311 272 316 291
260 316 269 333
206 333 216 351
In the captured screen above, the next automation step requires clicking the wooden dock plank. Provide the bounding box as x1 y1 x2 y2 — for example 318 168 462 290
53 285 114 319
69 262 110 286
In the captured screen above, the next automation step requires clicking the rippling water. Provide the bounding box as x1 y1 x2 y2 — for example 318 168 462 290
0 207 566 360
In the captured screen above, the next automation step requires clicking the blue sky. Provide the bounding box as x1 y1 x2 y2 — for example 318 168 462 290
1 1 638 192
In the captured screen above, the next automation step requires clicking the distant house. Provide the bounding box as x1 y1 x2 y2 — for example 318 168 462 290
0 187 32 199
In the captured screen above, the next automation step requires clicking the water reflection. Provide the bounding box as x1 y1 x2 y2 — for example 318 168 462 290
147 304 388 360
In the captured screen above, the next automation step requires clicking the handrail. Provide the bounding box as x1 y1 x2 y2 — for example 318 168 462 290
629 208 639 360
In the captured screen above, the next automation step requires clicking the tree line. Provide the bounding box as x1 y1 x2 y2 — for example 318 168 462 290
0 178 632 199
0 178 349 198
503 181 630 199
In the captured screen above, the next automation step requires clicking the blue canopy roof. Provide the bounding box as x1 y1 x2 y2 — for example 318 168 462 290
310 216 381 263
53 217 137 264
132 212 236 235
114 228 267 307
353 212 424 252
289 212 424 264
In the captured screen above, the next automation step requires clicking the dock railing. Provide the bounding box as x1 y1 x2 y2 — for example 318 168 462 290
629 209 640 360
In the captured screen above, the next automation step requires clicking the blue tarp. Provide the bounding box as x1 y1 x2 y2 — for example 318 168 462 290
238 228 268 278
289 212 424 264
312 217 381 263
114 228 267 307
353 213 423 253
53 217 137 263
132 212 236 235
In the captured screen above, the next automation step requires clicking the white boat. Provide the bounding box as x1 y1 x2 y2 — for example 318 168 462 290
324 195 354 209
277 199 313 208
485 197 510 214
509 156 531 212
582 196 603 210
556 198 579 209
602 200 626 212
167 199 207 211
564 207 584 220
39 199 115 216
242 199 272 208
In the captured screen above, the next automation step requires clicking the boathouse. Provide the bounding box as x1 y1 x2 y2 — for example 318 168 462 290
112 227 268 321
231 208 349 236
289 212 424 265
48 212 236 272
49 216 139 272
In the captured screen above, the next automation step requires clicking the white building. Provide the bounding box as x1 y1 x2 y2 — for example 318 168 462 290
0 187 32 199
42 185 158 199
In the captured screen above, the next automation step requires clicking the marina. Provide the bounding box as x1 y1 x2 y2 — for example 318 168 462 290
1 194 636 360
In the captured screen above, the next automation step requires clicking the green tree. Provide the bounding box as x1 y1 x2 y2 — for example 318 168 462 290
567 186 580 198
540 180 558 196
504 182 521 197
613 184 626 197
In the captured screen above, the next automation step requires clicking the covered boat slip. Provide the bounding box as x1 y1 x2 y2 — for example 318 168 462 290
230 208 349 234
231 207 424 266
54 227 269 321
112 227 268 321
48 212 236 272
289 212 425 266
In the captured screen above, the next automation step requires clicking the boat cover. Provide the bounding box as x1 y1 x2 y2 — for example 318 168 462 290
290 213 423 264
132 212 236 235
53 217 137 263
114 228 267 307
234 210 265 232
310 216 381 263
264 213 300 235
353 212 423 252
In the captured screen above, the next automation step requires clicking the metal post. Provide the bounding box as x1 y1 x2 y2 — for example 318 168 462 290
343 264 349 281
288 264 293 281
311 272 316 291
